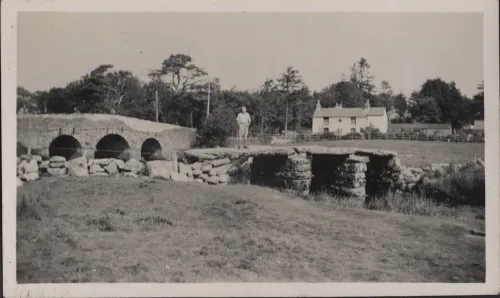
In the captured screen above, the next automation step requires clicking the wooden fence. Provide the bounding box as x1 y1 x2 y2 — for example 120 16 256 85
230 132 485 144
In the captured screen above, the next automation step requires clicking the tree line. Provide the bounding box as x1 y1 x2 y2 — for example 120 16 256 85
17 54 484 134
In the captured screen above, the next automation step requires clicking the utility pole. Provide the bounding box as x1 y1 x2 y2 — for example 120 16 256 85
155 90 159 122
207 80 211 118
190 76 214 120
284 91 289 136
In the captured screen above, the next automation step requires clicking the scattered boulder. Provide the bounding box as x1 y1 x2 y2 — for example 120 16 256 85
114 159 126 170
17 157 21 165
17 178 23 187
199 173 210 181
39 160 49 171
195 178 204 183
192 169 203 177
68 166 89 177
179 163 193 177
104 162 119 175
124 159 145 174
50 156 66 163
218 174 230 184
171 172 190 182
93 158 111 166
209 170 217 177
89 164 105 174
212 163 236 175
206 176 218 185
19 154 31 162
67 157 89 177
201 164 213 173
191 162 202 171
47 167 67 176
22 172 39 181
147 160 175 180
18 159 38 175
32 155 42 164
67 156 87 167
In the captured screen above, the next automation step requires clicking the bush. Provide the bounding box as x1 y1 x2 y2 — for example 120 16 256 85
116 149 134 161
416 163 485 206
196 106 237 148
320 131 337 139
17 142 28 156
341 132 363 140
360 125 380 138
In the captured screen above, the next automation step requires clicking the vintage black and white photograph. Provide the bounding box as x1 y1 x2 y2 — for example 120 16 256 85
3 0 499 297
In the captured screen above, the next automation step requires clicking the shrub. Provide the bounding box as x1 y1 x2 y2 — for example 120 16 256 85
196 106 237 148
341 132 363 140
17 142 28 156
320 131 337 139
416 163 485 206
147 152 166 161
116 149 134 161
360 125 381 138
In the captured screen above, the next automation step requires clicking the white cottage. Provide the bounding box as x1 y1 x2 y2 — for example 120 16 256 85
312 100 388 135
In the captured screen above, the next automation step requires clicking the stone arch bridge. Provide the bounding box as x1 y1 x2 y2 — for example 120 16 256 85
17 114 196 161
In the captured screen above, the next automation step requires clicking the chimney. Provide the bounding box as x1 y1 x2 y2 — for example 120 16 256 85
335 102 342 109
316 99 321 111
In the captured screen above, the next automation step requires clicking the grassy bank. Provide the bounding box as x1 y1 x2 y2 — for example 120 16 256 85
17 177 485 283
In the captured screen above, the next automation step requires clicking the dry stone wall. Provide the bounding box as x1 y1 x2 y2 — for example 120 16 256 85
278 154 312 195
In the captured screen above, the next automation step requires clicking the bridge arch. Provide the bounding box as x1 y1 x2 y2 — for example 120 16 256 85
141 138 163 161
95 134 132 160
49 135 83 160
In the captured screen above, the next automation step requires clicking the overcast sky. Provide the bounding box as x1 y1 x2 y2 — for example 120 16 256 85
18 12 483 97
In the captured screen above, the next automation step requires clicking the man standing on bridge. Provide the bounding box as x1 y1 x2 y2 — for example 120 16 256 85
236 105 251 149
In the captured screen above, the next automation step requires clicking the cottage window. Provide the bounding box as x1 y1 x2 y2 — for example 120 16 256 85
351 128 356 133
323 117 329 125
350 117 356 125
324 127 329 133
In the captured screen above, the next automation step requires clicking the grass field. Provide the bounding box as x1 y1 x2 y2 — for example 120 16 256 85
17 176 485 283
230 139 484 167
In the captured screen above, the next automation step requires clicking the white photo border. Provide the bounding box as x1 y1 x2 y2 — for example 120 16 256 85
2 0 499 297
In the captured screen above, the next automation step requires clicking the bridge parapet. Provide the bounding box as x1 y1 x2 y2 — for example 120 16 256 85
17 114 196 161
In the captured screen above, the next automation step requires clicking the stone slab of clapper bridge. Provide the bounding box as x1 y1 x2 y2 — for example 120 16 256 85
183 145 403 199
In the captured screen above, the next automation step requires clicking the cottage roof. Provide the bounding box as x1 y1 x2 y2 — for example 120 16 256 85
313 107 386 118
388 123 451 130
